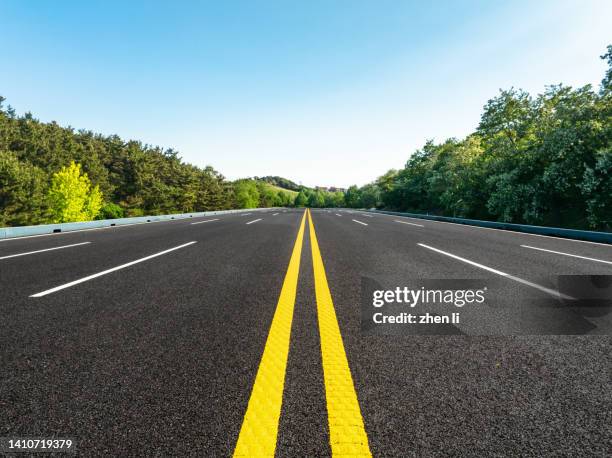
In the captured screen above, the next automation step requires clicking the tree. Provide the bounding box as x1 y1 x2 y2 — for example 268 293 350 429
0 151 48 226
256 181 278 207
233 179 260 208
97 202 125 220
294 191 308 207
47 161 103 223
344 185 361 208
581 149 612 229
601 45 612 94
278 191 294 207
308 191 325 208
359 184 380 209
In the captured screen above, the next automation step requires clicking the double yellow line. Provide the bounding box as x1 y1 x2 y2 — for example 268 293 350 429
233 209 371 457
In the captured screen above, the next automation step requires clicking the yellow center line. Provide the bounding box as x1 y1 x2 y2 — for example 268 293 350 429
307 209 372 457
233 210 307 457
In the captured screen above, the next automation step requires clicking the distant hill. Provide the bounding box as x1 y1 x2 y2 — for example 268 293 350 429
253 176 344 193
265 183 298 197
255 176 302 192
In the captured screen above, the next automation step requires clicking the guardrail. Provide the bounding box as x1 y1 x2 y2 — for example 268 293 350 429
365 209 612 244
0 208 280 240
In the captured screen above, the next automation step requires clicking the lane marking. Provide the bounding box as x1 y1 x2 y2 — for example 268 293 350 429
376 213 612 248
0 242 91 260
272 213 279 216
521 245 612 265
29 242 196 297
308 209 372 456
394 220 424 227
246 218 262 225
352 219 368 226
336 213 342 217
241 213 252 216
234 211 307 457
359 213 374 218
418 243 574 300
190 218 219 225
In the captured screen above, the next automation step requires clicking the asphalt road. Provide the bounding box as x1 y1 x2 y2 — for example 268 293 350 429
0 208 610 456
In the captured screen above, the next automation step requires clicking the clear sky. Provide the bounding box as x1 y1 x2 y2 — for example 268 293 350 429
1 1 610 188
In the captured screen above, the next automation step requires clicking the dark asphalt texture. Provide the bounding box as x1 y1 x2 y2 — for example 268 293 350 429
1 208 610 456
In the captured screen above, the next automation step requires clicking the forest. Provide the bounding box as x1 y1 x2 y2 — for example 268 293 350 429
344 46 612 230
0 94 349 226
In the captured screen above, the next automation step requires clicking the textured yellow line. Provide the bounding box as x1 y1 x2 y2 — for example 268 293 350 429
307 209 372 456
233 210 307 457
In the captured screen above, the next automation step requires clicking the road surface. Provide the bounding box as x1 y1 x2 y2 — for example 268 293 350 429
1 208 610 456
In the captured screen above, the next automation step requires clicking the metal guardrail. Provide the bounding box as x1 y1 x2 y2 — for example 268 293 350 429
366 209 612 244
0 208 280 240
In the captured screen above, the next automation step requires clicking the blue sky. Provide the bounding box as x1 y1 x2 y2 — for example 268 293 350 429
1 1 610 188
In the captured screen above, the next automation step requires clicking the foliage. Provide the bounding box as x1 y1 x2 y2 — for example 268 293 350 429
307 190 326 208
233 179 260 208
47 161 103 223
344 47 612 230
0 150 48 226
294 190 308 207
291 187 346 208
0 96 241 225
97 202 125 219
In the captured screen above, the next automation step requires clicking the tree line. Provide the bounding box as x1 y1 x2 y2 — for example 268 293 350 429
1 46 610 229
343 46 612 231
0 94 351 226
0 101 243 226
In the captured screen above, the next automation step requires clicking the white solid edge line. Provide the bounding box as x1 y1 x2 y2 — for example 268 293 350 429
246 218 262 225
373 212 612 248
521 245 612 265
0 242 91 260
417 243 575 300
394 220 424 227
352 219 368 226
190 218 220 225
30 241 197 297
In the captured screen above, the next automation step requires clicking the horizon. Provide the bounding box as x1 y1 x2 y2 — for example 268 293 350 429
1 0 611 188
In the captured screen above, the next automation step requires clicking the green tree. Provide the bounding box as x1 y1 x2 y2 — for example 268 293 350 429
601 45 612 94
359 184 380 209
278 191 294 207
0 151 48 226
308 191 325 208
331 191 345 207
344 185 361 208
256 181 279 207
47 161 103 223
233 179 260 208
294 191 308 207
97 202 125 219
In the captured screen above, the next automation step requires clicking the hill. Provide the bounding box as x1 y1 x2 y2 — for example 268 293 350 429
255 176 301 192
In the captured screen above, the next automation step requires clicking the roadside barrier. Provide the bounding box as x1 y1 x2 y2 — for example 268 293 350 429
366 209 612 244
0 208 281 240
